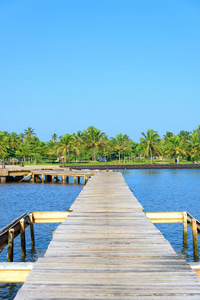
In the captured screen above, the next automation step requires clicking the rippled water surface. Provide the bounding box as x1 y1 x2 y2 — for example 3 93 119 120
1 170 200 299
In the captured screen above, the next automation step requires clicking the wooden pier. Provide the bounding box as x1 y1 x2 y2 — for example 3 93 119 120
0 166 95 184
15 172 200 299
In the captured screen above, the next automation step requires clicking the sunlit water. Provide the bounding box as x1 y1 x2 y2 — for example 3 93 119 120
1 170 200 299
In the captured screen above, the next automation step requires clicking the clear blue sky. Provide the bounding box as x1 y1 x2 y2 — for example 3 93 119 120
0 0 200 142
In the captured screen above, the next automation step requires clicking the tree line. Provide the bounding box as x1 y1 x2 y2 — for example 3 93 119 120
0 125 200 164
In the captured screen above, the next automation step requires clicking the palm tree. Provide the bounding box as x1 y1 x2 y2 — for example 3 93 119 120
51 133 58 142
163 131 174 141
165 135 186 163
139 129 161 164
111 133 130 163
72 131 84 161
9 132 20 151
24 127 36 141
83 126 105 161
0 132 9 159
57 133 74 162
188 131 200 162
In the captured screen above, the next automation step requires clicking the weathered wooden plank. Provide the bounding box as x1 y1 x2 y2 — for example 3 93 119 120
15 172 200 299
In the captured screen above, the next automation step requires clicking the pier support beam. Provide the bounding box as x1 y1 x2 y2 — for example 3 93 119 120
192 218 199 260
42 174 44 184
0 176 6 183
20 219 26 258
29 213 35 248
183 211 187 244
30 175 35 183
7 229 14 262
52 175 54 183
74 176 77 184
62 175 66 183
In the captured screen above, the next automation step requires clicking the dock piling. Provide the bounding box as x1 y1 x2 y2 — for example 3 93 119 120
7 229 14 262
192 218 199 260
183 211 187 244
29 213 35 248
20 218 26 258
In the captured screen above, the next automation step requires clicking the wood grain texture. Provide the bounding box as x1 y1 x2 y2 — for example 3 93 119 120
15 172 200 299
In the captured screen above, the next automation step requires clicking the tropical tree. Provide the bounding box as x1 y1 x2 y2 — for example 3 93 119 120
0 132 9 159
57 133 74 162
24 127 36 141
163 131 174 141
83 126 105 161
139 129 161 164
51 133 58 142
111 133 130 163
188 131 200 162
15 143 30 161
165 135 186 163
178 130 191 143
9 132 20 151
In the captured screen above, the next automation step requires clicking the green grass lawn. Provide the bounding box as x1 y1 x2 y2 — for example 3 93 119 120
18 158 196 167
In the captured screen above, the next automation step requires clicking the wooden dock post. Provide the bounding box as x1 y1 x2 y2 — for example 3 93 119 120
74 176 77 184
29 213 35 248
183 211 187 244
192 218 199 260
7 229 14 262
62 175 66 183
52 175 54 183
30 174 35 183
0 176 6 183
42 174 44 184
20 219 26 258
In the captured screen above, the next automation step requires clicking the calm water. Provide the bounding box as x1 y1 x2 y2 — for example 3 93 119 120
1 170 200 299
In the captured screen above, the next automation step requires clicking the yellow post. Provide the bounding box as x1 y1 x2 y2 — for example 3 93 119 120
20 218 26 258
7 229 14 262
52 175 54 183
42 174 44 184
192 218 199 260
183 211 187 244
62 175 66 183
29 213 35 248
74 176 77 184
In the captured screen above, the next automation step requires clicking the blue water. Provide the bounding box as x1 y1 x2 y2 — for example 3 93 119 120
1 170 200 299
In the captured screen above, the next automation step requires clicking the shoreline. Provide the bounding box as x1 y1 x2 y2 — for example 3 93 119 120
65 164 200 170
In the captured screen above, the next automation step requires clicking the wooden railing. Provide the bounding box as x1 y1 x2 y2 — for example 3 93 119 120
0 211 72 283
1 210 200 283
0 210 72 263
146 211 200 260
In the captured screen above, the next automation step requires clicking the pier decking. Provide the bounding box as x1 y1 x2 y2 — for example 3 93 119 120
0 166 95 184
15 172 200 299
